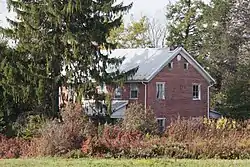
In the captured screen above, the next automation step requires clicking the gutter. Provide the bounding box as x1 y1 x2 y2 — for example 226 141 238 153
207 83 214 118
142 82 147 114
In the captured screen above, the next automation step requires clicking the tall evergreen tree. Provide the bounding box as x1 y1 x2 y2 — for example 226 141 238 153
217 0 250 119
201 0 235 92
0 40 28 135
1 0 132 117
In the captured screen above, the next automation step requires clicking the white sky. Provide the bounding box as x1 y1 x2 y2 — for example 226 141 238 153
0 0 169 27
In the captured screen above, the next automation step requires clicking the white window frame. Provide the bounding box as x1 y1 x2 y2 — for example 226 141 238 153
192 84 201 100
168 61 173 69
130 84 138 99
114 86 122 99
156 82 165 100
157 118 166 132
184 62 189 70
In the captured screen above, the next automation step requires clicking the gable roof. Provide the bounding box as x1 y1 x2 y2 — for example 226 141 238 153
108 47 215 85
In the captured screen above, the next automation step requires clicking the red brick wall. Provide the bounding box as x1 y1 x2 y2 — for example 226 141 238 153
119 54 209 125
148 55 209 124
119 83 145 105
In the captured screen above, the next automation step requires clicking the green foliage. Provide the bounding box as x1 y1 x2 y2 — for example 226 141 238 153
105 93 112 116
1 0 132 118
0 41 28 136
13 115 46 140
203 117 237 130
0 117 6 133
218 64 250 120
63 149 85 159
201 0 250 118
108 16 152 48
166 0 250 119
166 0 207 58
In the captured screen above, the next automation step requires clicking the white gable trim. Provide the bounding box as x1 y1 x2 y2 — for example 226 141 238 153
180 48 216 85
145 48 180 82
147 47 216 85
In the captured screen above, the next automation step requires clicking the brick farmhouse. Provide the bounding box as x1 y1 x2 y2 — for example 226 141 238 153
59 47 215 129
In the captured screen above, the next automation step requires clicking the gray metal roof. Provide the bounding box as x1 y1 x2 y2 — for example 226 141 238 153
107 47 215 84
111 100 128 112
108 48 176 81
110 100 128 119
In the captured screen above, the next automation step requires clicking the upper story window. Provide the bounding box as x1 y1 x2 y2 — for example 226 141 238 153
130 84 138 99
192 84 201 100
156 82 165 99
168 61 173 69
114 86 122 99
184 62 189 70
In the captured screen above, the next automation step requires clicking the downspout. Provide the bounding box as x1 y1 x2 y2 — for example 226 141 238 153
207 83 214 118
142 82 147 114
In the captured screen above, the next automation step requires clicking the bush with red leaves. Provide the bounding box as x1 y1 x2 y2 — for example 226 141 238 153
0 134 30 159
81 125 164 158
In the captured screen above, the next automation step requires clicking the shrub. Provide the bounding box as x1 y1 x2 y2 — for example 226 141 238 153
81 125 146 157
0 134 30 159
203 117 237 130
122 102 157 134
63 149 85 158
14 115 46 140
166 117 250 159
81 118 250 159
3 114 250 159
166 117 207 142
31 103 88 156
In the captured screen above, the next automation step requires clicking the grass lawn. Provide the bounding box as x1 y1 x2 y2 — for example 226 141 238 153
0 158 250 167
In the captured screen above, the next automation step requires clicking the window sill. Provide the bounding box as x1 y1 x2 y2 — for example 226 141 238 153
114 97 122 100
157 98 165 100
129 98 138 100
193 98 201 101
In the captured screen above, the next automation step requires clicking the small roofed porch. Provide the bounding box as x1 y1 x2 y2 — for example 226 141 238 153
82 99 128 118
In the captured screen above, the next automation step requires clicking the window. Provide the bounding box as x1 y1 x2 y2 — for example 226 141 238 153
184 62 189 70
114 86 122 99
130 84 138 99
156 82 165 99
192 84 201 100
168 61 173 69
157 118 166 132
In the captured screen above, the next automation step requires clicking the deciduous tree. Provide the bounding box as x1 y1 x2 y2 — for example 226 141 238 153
109 16 166 48
165 0 207 58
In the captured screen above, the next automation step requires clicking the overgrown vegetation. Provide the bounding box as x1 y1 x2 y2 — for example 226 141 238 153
27 104 89 157
122 103 157 134
0 0 250 161
1 103 250 160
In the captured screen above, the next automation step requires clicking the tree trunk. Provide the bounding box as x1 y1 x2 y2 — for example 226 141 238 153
51 52 60 118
